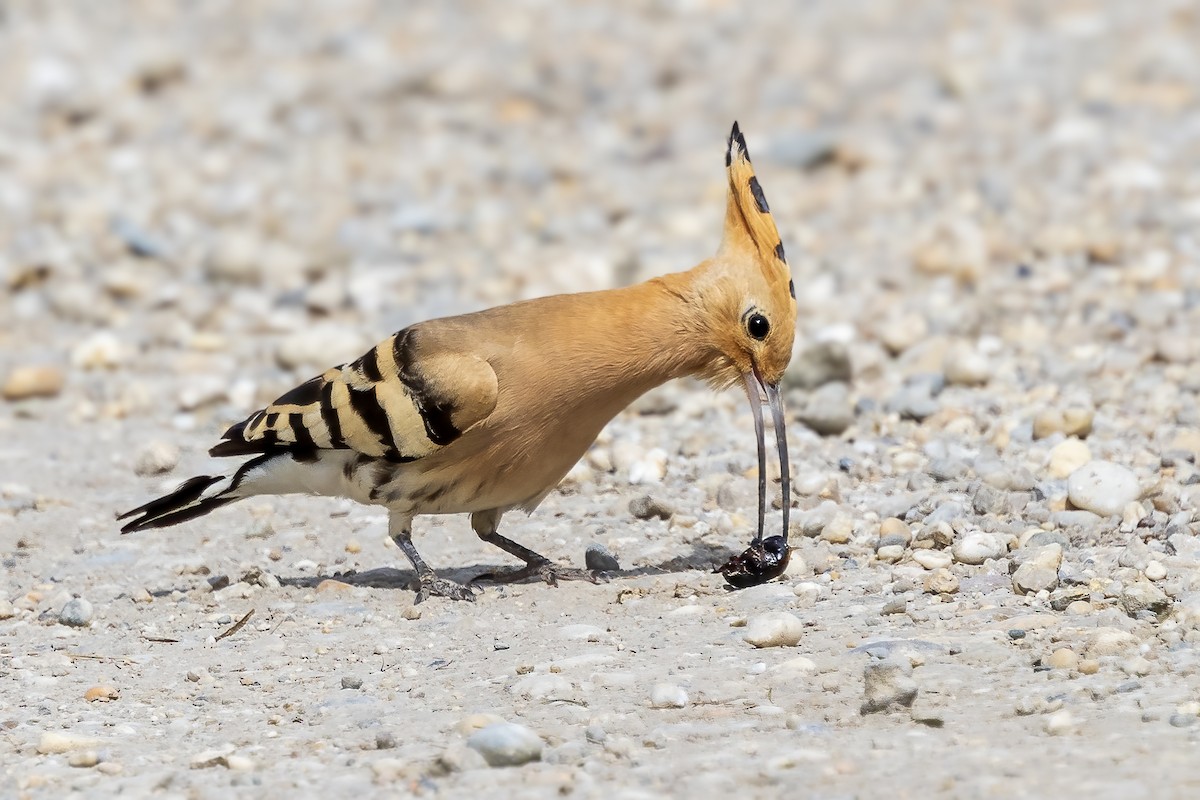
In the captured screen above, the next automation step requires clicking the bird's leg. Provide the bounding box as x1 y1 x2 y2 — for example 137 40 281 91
469 510 595 586
389 511 476 603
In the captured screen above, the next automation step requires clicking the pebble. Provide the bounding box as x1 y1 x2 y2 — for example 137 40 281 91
785 341 852 390
628 448 668 484
924 568 960 595
1033 408 1094 440
795 382 854 436
341 676 363 690
466 722 544 767
584 542 620 572
942 344 990 386
437 742 488 773
1047 439 1091 479
1012 544 1062 594
628 494 673 520
742 612 805 648
133 440 180 476
649 683 689 709
84 685 119 702
375 732 397 750
58 597 94 627
1087 628 1137 657
2 365 65 400
1043 710 1075 736
912 550 952 570
1067 461 1140 517
70 332 127 370
951 532 1006 565
68 750 100 768
37 732 102 754
0 600 15 619
1145 561 1167 581
861 657 918 714
456 713 506 736
1046 648 1078 670
1120 580 1170 618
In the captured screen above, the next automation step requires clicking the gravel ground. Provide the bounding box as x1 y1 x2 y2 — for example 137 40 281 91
3 1 1200 797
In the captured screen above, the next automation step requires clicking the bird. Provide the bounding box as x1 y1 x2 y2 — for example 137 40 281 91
119 122 797 603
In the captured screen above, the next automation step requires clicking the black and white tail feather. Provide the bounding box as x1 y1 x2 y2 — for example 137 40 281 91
118 324 497 534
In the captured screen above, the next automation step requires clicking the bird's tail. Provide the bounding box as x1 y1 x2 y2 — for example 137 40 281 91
118 454 271 533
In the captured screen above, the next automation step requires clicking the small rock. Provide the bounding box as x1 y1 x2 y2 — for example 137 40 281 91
628 448 668 484
84 686 118 702
71 332 127 370
1043 710 1075 736
861 657 918 714
785 341 852 390
1047 439 1091 479
943 344 990 386
1012 544 1063 595
1121 656 1153 677
58 597 94 627
1120 580 1170 618
881 597 907 615
1046 648 1078 670
456 713 506 736
401 606 421 620
951 532 1006 565
912 550 952 571
1034 408 1094 440
376 732 397 750
37 732 101 754
649 683 689 709
924 568 960 595
1087 628 1137 657
466 722 544 767
1067 461 1140 517
795 382 854 436
742 612 805 648
0 600 16 620
628 494 673 521
584 542 620 572
341 676 363 690
2 365 65 400
437 742 488 773
1145 561 1167 581
67 750 100 768
133 440 180 476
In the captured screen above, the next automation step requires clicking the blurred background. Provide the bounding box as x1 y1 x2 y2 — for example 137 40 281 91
1 0 1197 464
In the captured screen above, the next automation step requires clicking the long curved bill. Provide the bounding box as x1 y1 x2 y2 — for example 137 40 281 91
741 372 791 545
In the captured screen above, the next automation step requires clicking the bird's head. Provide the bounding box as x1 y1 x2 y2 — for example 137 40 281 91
694 122 798 552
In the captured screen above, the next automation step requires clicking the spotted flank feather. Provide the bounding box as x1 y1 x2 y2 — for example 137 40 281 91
211 327 498 462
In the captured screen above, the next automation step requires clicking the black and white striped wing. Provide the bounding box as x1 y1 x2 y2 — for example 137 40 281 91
211 327 498 462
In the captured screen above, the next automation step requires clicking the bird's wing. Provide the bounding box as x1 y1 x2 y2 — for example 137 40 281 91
210 326 499 461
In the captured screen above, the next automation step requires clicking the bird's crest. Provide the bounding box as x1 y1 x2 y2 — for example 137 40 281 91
720 121 792 297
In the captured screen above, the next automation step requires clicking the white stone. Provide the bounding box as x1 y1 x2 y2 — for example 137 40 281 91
134 440 180 476
742 612 805 648
1047 439 1091 479
71 332 127 370
37 732 102 754
951 532 1006 565
1043 709 1075 736
1067 461 1140 517
466 722 543 767
912 550 952 570
649 683 689 709
943 344 990 386
1145 561 1167 581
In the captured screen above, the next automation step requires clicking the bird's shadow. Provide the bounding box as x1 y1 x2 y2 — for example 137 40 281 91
277 541 739 592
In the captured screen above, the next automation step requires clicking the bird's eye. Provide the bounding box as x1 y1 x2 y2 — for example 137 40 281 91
746 313 770 340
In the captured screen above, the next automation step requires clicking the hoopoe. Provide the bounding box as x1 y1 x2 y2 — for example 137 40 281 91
120 122 797 602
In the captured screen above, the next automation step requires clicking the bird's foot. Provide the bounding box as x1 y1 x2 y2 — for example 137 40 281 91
473 559 597 587
414 575 477 604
